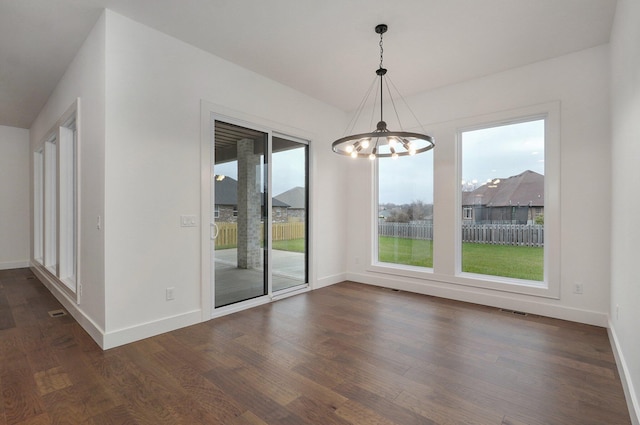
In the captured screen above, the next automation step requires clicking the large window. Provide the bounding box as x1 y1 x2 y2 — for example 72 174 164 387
33 102 78 295
460 118 545 282
58 118 77 284
33 150 44 263
44 137 57 272
376 150 434 268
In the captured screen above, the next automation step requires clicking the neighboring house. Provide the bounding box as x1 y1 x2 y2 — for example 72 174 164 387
214 176 290 223
462 170 544 224
378 209 391 222
274 186 306 222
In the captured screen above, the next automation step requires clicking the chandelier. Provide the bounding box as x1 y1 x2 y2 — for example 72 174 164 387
332 24 435 159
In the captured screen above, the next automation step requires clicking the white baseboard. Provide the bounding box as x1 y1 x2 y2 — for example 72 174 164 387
0 260 30 270
31 265 106 347
31 264 204 350
346 272 608 327
314 272 346 290
609 320 640 425
103 309 202 350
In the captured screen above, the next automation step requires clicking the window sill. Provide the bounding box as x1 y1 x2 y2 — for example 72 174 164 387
369 262 433 280
367 263 557 299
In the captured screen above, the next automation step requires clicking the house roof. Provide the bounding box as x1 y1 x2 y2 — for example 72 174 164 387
274 187 306 209
462 170 544 207
215 177 289 207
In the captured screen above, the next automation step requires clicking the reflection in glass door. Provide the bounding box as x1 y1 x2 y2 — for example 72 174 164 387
272 136 308 292
212 121 268 308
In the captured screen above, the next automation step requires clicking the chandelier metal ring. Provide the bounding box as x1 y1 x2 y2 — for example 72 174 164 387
332 130 434 158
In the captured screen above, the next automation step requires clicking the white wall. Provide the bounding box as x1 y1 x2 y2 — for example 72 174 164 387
610 0 640 422
29 13 106 337
346 45 612 326
102 11 347 346
0 125 30 269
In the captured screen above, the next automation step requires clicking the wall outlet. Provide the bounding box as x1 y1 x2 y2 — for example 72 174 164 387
573 283 584 294
166 287 175 301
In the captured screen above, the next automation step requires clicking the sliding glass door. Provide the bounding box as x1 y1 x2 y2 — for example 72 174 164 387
211 120 308 309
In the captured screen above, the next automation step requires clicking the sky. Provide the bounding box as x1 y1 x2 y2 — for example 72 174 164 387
379 151 434 205
214 118 545 206
379 118 545 205
461 119 545 191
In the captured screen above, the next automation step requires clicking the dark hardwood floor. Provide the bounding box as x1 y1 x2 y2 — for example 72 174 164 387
0 268 631 424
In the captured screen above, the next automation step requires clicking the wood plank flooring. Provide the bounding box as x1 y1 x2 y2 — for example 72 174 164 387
0 268 631 424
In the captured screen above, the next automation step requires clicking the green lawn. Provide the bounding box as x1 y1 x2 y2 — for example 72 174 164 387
218 236 543 281
216 239 306 252
214 244 237 250
272 238 306 253
461 242 543 281
378 236 543 281
378 237 433 268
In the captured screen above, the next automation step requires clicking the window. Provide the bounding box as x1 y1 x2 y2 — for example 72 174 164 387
33 150 44 263
460 118 544 282
369 103 558 297
33 101 78 295
376 150 434 269
214 205 219 218
58 118 77 284
44 137 57 272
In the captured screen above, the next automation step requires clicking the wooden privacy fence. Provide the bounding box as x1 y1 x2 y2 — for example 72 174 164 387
379 222 544 247
378 222 434 240
272 222 305 241
215 223 238 248
461 224 543 247
214 222 305 248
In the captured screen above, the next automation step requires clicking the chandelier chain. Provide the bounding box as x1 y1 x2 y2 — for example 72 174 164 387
379 31 384 69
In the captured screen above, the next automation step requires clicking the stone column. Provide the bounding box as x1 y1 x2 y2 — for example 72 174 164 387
236 139 262 269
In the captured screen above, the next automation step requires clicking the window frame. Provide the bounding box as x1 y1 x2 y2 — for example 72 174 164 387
453 105 560 298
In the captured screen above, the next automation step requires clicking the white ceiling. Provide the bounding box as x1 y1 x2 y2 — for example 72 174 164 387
0 0 617 129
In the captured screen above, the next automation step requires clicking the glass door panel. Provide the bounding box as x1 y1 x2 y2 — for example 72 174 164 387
272 136 308 292
213 121 268 308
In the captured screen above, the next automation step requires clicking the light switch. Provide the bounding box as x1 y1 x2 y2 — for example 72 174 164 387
180 215 197 227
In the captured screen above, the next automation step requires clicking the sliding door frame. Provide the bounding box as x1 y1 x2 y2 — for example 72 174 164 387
200 100 314 320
